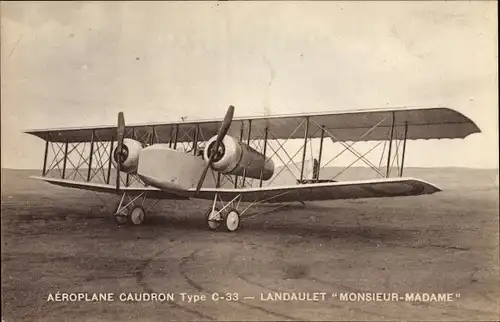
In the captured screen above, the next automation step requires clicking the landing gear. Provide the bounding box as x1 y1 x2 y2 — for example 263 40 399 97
225 209 240 232
206 207 222 230
129 205 146 225
205 207 241 232
113 192 149 226
205 193 246 232
113 203 129 226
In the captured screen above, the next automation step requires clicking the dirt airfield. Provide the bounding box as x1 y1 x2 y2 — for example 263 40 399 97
1 168 499 321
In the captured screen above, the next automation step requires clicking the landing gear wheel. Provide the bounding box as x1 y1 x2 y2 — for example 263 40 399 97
113 203 129 226
224 209 241 232
206 207 222 230
129 205 146 225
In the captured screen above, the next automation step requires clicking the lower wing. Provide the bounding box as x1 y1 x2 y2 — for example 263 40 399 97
31 176 440 203
188 177 441 203
29 176 188 200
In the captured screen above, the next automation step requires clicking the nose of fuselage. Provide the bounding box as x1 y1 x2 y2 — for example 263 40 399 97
137 144 208 191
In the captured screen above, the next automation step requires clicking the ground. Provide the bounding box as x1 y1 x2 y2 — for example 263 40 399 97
1 168 499 321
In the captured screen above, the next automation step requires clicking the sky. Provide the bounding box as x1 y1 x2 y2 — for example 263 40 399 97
1 1 498 170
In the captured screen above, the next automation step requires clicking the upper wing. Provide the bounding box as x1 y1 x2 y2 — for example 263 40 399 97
188 177 441 203
25 107 480 143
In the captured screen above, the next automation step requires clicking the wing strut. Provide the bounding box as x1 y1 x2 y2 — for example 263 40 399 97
400 121 408 177
386 112 396 177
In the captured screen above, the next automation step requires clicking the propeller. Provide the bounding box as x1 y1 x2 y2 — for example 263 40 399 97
115 112 126 191
196 105 235 194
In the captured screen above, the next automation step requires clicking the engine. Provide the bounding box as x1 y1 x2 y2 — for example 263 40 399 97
203 135 274 180
112 138 143 174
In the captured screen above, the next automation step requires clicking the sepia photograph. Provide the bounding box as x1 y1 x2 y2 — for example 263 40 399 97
1 1 498 321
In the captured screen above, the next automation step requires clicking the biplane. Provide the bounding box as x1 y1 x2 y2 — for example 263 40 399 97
25 106 480 232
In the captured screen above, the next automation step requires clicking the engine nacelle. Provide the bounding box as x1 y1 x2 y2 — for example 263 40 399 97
112 138 143 174
203 135 274 180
